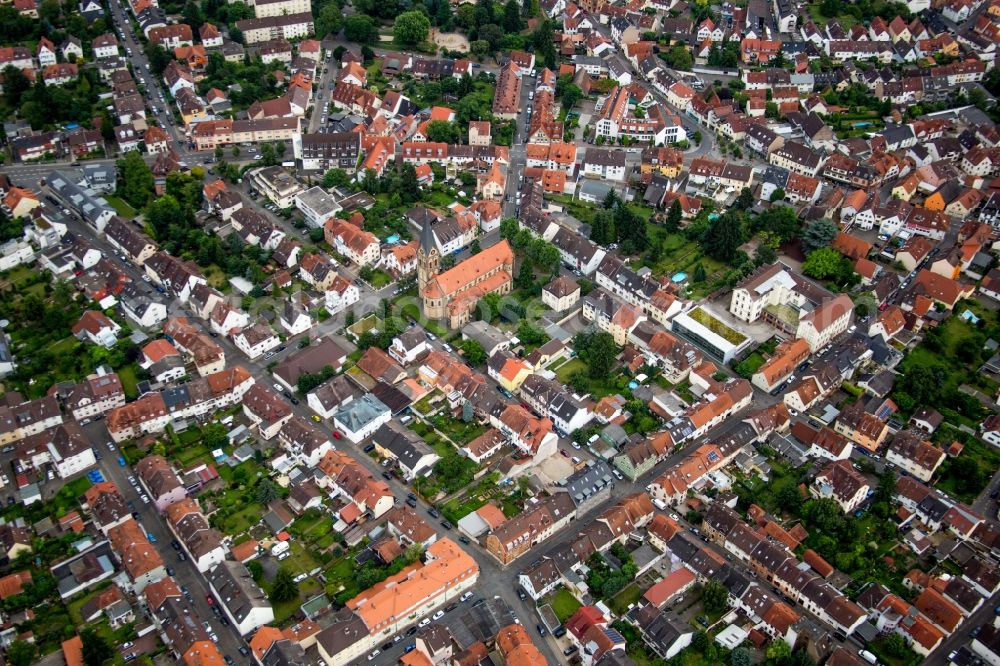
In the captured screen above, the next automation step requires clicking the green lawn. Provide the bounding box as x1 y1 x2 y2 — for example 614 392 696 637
441 495 488 524
609 583 642 616
430 414 485 445
117 364 140 400
555 357 626 399
368 269 394 289
734 352 765 378
105 195 138 218
554 358 587 383
806 2 857 28
546 588 582 623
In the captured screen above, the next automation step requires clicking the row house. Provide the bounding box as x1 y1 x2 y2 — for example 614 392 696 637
163 316 226 376
0 395 63 447
135 454 187 512
63 373 126 422
885 430 945 482
316 449 394 518
164 498 228 572
108 517 166 593
144 251 206 302
105 367 253 442
703 504 867 637
234 13 313 44
517 374 593 436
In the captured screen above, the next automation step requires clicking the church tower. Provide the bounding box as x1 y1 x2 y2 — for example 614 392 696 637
417 220 440 292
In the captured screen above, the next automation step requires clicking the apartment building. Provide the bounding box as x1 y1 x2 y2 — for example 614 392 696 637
234 13 313 44
165 498 228 572
316 539 478 665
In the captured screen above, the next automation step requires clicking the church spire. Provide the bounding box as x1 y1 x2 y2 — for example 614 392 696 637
417 220 440 293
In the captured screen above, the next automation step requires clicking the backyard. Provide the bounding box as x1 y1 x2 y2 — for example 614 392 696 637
544 587 582 623
105 195 138 218
552 357 626 399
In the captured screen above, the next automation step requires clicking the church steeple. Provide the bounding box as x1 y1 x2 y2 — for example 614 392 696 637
417 221 440 292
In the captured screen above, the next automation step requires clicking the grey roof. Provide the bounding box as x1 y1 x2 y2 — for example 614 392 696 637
371 422 435 473
333 393 389 431
208 560 271 623
461 320 510 353
47 169 114 224
563 460 615 506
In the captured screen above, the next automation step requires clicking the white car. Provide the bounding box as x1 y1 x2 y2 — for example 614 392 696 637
432 610 445 620
141 274 151 282
273 383 284 392
460 591 473 602
367 651 380 661
418 618 431 627
293 573 308 583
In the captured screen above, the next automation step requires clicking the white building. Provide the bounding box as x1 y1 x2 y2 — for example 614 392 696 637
295 186 341 229
332 394 391 444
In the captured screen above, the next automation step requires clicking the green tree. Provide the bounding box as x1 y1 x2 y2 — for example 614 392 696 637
270 567 299 602
801 218 838 254
255 479 279 504
80 629 113 666
323 168 350 188
117 151 154 208
6 641 34 666
665 199 682 231
499 218 519 241
478 23 504 51
515 262 535 290
516 320 547 345
259 142 277 166
662 44 693 70
731 647 752 666
343 14 379 42
425 120 462 143
769 187 786 202
502 0 522 31
460 339 486 365
776 484 802 513
394 10 430 46
701 579 728 614
247 560 264 580
753 204 800 242
316 3 343 39
802 247 845 280
182 0 203 29
456 4 476 30
692 263 707 282
146 44 173 76
2 66 29 108
881 633 908 658
202 422 228 450
767 640 792 661
575 330 617 378
703 212 745 263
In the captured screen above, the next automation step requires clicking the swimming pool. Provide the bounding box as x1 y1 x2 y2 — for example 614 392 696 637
671 272 688 283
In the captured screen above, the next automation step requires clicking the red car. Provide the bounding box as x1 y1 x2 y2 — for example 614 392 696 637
560 450 570 458
332 431 342 440
206 595 214 605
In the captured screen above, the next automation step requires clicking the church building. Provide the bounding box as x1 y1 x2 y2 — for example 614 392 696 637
418 221 514 328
